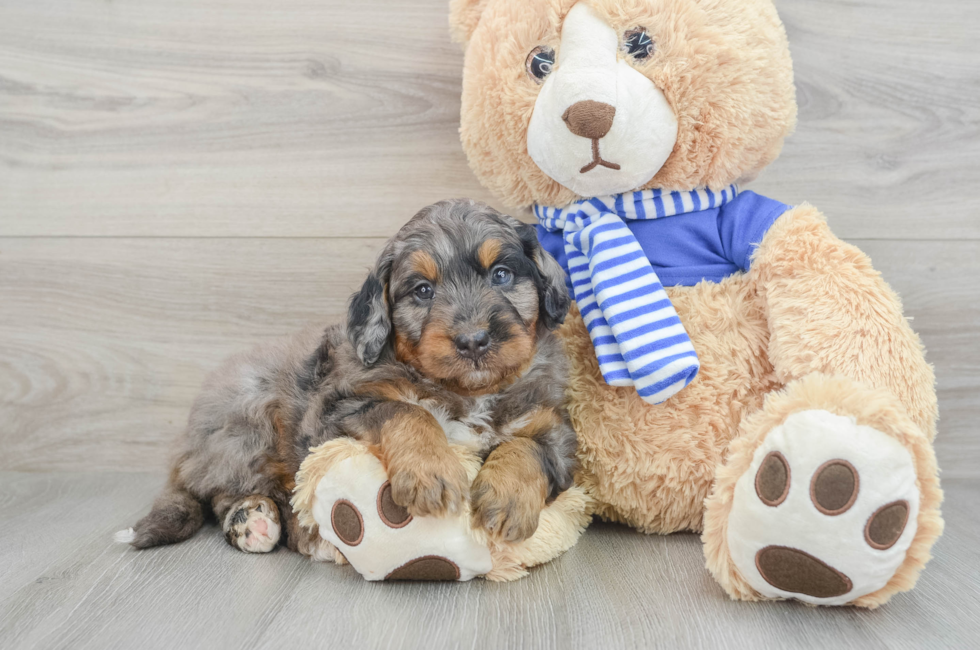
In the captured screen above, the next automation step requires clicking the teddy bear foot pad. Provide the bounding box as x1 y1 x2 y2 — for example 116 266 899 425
726 409 919 605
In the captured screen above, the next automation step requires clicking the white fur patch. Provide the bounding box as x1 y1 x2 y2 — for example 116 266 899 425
727 409 919 606
526 3 678 197
417 397 495 453
500 413 532 437
113 528 136 544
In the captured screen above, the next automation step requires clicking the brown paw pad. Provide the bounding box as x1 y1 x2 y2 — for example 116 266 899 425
385 555 460 581
377 481 412 529
810 459 859 515
755 545 853 599
331 499 364 546
755 451 790 506
865 500 910 550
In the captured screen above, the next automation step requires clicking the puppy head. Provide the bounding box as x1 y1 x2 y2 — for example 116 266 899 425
347 199 570 391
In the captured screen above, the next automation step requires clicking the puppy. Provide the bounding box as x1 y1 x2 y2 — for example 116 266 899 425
120 199 576 556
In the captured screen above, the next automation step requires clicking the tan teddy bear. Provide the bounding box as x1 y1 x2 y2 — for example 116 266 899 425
450 0 942 607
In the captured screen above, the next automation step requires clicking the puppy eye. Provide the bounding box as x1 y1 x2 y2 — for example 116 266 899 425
623 28 655 60
414 283 434 300
491 266 514 286
525 46 555 83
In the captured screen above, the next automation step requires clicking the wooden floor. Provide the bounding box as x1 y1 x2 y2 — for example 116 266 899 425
0 472 977 649
1 0 978 648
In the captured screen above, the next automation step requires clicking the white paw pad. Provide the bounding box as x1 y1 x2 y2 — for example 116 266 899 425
225 498 281 554
727 409 919 605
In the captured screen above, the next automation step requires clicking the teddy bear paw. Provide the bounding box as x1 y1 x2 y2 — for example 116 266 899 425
726 409 919 605
309 452 493 581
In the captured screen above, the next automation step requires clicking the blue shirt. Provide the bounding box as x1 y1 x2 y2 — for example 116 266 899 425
536 191 790 288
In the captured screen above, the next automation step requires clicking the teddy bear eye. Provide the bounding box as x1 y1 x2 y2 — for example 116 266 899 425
623 28 655 60
525 46 555 83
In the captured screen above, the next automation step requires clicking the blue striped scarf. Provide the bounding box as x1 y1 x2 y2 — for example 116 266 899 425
534 185 739 404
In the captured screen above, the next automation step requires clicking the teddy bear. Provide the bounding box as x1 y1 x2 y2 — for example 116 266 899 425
291 437 591 581
449 0 943 607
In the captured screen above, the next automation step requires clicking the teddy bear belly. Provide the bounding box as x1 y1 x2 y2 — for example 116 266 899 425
558 272 780 534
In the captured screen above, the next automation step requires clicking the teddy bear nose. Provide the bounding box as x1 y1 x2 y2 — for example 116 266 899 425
454 330 491 360
562 100 617 140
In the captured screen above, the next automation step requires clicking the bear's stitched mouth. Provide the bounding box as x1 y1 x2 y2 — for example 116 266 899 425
580 138 620 174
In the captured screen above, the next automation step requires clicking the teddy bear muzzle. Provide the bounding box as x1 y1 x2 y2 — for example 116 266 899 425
561 100 621 174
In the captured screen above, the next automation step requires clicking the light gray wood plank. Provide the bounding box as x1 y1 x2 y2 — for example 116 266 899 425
1 237 977 477
0 472 977 650
0 0 502 238
752 0 980 240
1 0 978 239
0 236 384 473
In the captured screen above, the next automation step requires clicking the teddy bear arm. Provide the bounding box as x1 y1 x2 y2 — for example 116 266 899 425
750 204 937 439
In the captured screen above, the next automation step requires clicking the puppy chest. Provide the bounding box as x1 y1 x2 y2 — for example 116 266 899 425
416 395 497 453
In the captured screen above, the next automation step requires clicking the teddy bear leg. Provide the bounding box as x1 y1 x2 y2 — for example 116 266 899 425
702 373 942 607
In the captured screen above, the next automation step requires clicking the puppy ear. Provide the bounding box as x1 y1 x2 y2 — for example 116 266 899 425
347 252 394 366
449 0 488 44
515 222 571 330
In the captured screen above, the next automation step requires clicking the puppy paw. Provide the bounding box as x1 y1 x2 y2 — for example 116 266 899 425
470 473 544 542
388 449 469 518
224 496 281 554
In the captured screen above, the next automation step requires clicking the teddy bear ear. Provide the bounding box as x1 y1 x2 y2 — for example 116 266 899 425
449 0 488 44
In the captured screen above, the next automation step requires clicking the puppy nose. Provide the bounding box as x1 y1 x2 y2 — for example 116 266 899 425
562 100 616 140
454 330 491 360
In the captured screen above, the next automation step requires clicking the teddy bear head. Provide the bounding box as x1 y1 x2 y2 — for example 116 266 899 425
451 0 798 209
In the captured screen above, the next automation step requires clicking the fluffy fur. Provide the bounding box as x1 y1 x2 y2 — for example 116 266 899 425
124 199 578 554
453 0 797 208
451 0 941 606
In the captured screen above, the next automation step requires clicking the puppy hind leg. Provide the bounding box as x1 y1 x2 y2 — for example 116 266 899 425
214 494 282 553
120 480 205 549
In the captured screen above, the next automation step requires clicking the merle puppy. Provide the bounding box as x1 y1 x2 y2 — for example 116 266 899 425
120 199 576 557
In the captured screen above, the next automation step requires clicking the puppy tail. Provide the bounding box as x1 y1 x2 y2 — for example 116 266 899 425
120 480 204 549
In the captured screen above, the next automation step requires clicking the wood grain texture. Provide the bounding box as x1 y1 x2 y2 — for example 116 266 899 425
1 0 978 644
2 237 977 477
1 0 978 238
0 472 977 650
0 0 501 238
752 0 980 240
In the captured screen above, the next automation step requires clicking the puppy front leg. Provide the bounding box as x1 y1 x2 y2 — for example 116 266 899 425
470 438 548 542
377 402 469 518
472 409 577 542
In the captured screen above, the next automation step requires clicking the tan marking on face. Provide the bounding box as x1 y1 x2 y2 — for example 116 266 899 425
409 250 440 281
394 331 419 365
494 321 536 373
477 239 502 269
398 301 537 396
414 319 460 378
